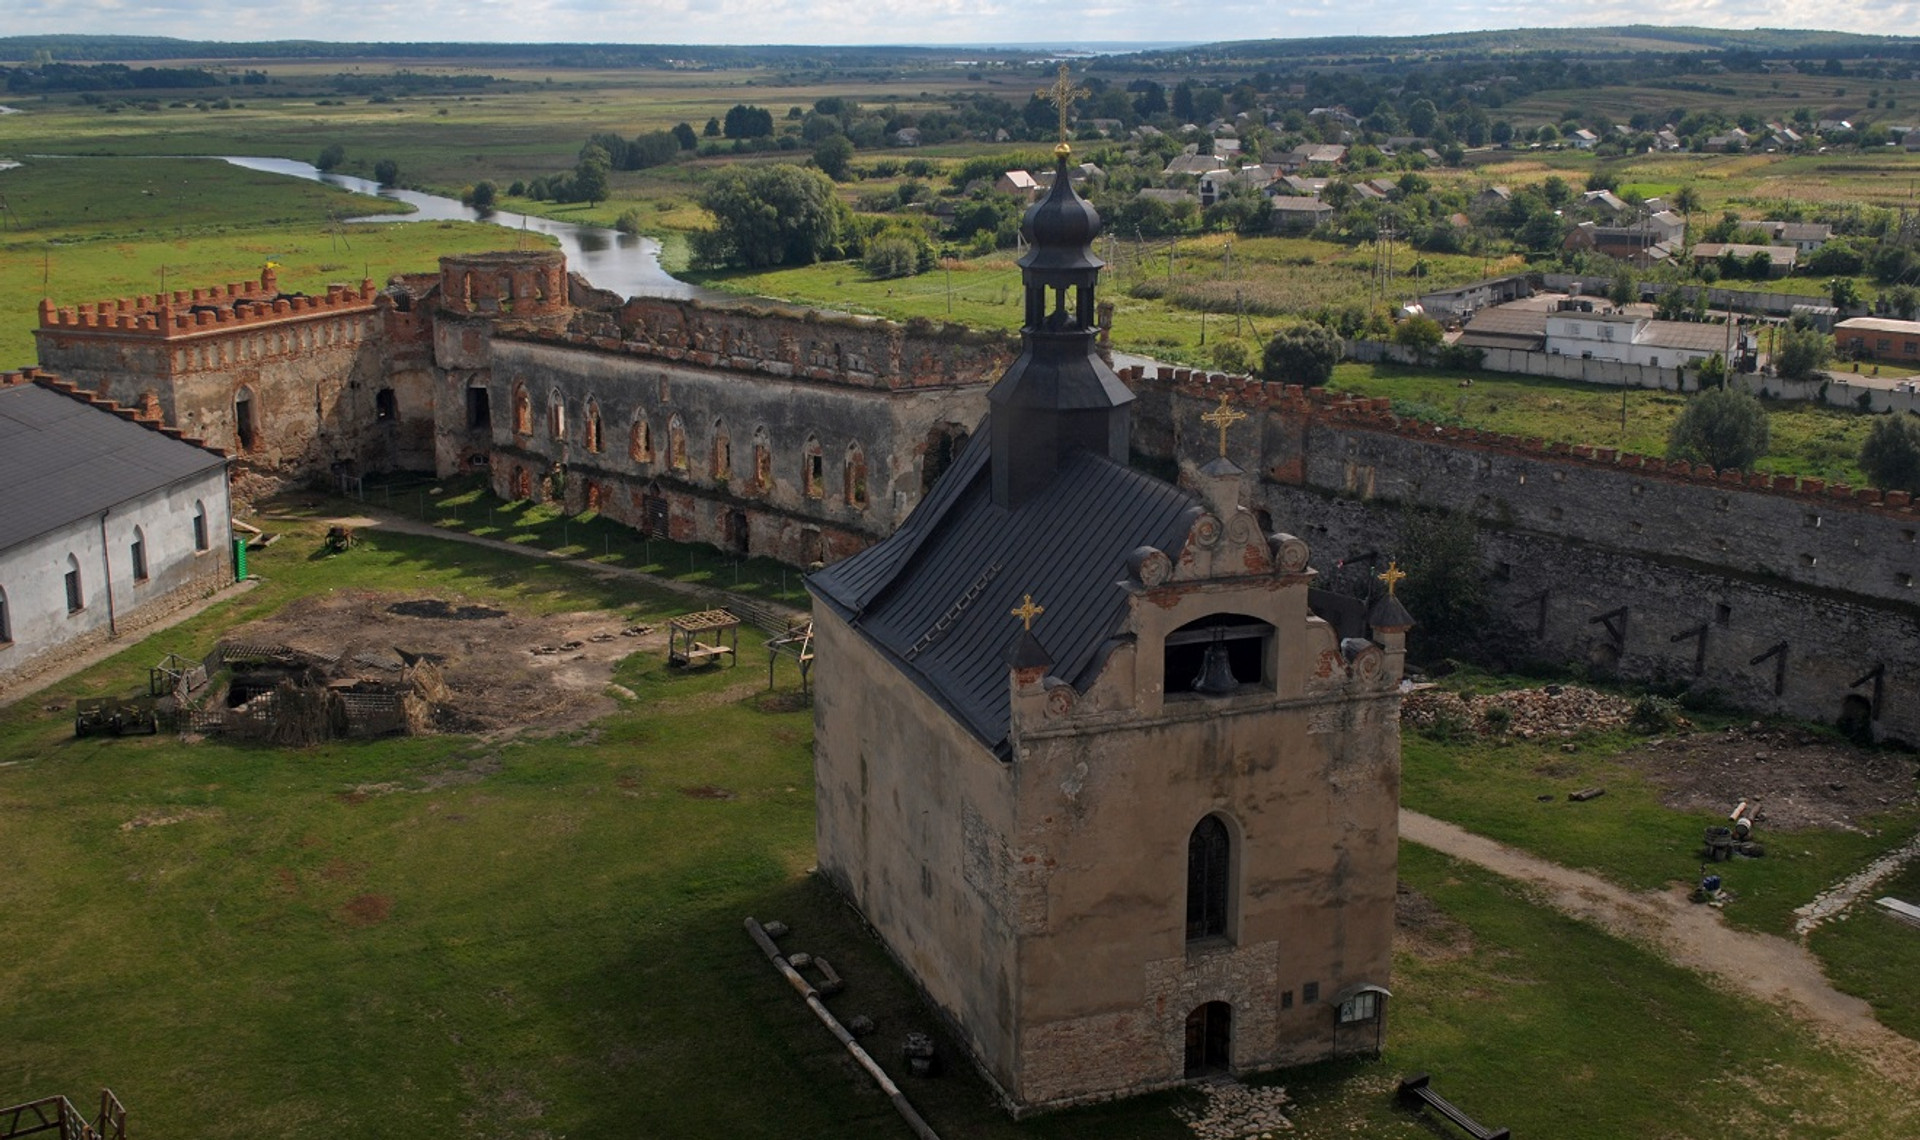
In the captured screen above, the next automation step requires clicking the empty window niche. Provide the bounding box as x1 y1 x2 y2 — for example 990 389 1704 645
1165 613 1274 697
192 501 210 552
64 554 83 614
374 388 398 421
233 387 257 451
1805 512 1822 528
0 585 11 644
1186 816 1232 942
1900 572 1914 589
1716 603 1733 625
1801 553 1818 569
466 386 491 430
130 527 149 583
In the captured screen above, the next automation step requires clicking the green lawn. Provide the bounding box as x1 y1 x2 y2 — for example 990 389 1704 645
1327 362 1877 485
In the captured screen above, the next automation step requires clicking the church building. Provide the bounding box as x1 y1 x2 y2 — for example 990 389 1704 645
808 144 1409 1113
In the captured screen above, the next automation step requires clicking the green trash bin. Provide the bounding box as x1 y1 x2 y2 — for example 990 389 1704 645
233 537 248 582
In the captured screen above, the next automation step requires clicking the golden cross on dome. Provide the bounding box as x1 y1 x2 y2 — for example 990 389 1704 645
1200 393 1248 458
1010 593 1045 631
1378 561 1408 597
1037 64 1089 149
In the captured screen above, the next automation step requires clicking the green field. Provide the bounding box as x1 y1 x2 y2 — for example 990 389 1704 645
5 512 1918 1138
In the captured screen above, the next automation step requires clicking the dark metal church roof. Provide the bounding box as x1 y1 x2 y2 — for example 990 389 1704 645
0 383 226 554
810 428 1202 755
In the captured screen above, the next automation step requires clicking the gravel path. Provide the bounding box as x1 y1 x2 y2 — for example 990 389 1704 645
1401 809 1920 1088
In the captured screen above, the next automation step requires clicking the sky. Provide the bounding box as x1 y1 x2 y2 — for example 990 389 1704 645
0 3 1906 49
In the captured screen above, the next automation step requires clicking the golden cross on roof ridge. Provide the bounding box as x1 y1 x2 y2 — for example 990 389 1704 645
1037 63 1089 149
1200 393 1248 458
1010 593 1045 631
1378 561 1407 597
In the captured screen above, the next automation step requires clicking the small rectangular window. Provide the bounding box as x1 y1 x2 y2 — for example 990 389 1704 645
1280 990 1293 1010
131 537 148 583
1303 981 1319 1004
65 568 83 613
1716 603 1732 625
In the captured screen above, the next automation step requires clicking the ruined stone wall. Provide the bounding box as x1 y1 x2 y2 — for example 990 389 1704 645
1129 367 1920 741
482 333 989 565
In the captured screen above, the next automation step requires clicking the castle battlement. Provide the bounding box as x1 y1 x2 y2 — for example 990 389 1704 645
1129 364 1916 518
37 268 379 340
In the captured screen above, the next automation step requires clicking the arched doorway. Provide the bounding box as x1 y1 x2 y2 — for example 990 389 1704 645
1183 1001 1232 1077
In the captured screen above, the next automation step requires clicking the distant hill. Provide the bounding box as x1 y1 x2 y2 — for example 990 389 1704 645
1132 26 1919 66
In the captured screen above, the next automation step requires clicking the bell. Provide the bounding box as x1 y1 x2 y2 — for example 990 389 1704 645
1193 635 1239 695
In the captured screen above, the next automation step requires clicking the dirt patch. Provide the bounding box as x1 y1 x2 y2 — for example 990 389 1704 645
679 784 736 800
1620 725 1917 832
341 893 393 925
119 807 218 831
1395 883 1474 962
223 589 666 739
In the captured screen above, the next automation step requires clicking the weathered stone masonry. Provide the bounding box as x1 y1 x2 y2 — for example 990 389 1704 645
1131 366 1920 744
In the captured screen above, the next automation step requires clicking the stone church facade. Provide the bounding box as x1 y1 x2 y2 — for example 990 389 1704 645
808 153 1405 1112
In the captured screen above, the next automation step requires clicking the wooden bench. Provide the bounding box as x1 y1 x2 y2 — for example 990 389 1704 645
683 642 735 666
1397 1074 1509 1140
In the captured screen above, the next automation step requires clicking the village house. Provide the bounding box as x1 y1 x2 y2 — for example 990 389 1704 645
1691 242 1799 277
1544 303 1755 369
1835 316 1920 362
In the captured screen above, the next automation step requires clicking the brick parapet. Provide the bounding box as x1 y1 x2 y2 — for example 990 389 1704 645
37 267 378 340
1127 364 1918 519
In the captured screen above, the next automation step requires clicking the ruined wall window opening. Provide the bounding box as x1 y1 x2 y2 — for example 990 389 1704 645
630 417 654 464
804 434 825 499
1183 1001 1232 1078
374 388 398 422
467 386 491 430
192 501 209 553
667 415 688 474
921 423 970 495
584 401 604 453
130 527 148 584
1186 815 1233 943
712 418 731 482
548 391 566 440
1165 613 1274 697
64 554 83 614
844 442 868 508
511 384 532 435
751 426 772 492
233 387 257 451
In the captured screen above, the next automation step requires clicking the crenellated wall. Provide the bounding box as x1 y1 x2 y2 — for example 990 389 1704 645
1126 365 1920 742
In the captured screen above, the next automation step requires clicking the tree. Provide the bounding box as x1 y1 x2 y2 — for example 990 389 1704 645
1886 283 1919 320
1395 504 1489 663
1829 277 1862 310
1392 315 1445 361
693 164 849 270
1609 269 1637 307
1261 322 1341 387
1774 321 1833 380
1667 387 1770 470
703 117 721 137
813 134 854 181
863 234 922 280
723 103 774 139
316 143 346 172
1858 414 1920 492
671 122 697 150
373 158 399 186
573 144 611 207
466 180 497 211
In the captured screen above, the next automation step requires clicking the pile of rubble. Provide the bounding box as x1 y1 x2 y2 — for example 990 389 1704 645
1401 684 1635 738
1174 1081 1294 1138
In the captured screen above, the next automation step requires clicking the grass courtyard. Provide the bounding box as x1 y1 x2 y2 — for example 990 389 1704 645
2 511 1917 1138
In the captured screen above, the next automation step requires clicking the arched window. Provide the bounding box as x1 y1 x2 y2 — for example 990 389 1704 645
64 554 84 614
233 386 257 451
844 442 868 508
548 391 567 440
712 418 731 482
803 434 825 499
512 383 532 435
1165 613 1273 697
1186 816 1231 942
630 416 653 464
130 526 149 583
668 415 689 473
0 585 11 644
584 400 603 453
374 388 398 421
192 501 209 552
751 426 772 491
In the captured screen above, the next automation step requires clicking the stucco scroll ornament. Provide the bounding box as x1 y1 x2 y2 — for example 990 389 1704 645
1043 678 1078 718
1127 545 1173 588
1269 532 1311 574
1192 513 1223 549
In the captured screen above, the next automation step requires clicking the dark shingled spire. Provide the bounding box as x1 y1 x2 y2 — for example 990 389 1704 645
988 150 1133 510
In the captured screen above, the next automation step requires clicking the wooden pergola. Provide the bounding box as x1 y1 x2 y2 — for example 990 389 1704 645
668 609 740 669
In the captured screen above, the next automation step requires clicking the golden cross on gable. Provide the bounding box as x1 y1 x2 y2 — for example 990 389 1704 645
1200 394 1248 458
1037 64 1089 149
1378 561 1408 597
1010 593 1045 631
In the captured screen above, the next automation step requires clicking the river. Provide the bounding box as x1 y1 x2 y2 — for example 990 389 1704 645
219 155 715 301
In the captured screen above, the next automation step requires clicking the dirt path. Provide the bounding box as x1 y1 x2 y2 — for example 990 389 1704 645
1401 809 1920 1088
